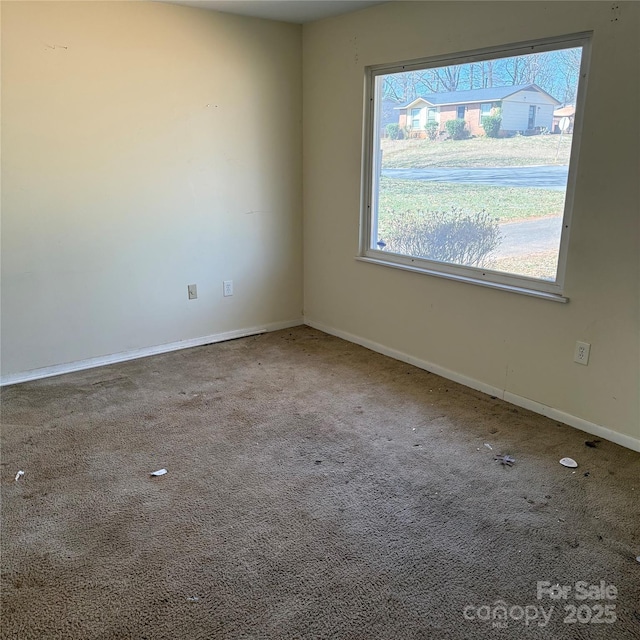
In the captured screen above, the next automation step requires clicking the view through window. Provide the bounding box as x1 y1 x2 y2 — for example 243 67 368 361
362 35 589 295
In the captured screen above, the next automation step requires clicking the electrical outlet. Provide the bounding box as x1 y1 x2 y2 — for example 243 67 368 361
574 341 590 365
223 280 233 297
187 284 197 300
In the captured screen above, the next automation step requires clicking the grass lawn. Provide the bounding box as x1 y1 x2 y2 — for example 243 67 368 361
381 134 573 169
378 178 566 223
375 135 570 279
486 251 558 281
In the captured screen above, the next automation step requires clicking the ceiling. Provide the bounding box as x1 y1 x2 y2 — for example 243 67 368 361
157 0 389 24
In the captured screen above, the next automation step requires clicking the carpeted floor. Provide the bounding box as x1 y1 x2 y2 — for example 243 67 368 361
1 326 639 639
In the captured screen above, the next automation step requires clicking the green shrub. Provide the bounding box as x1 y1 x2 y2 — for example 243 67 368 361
385 123 401 140
445 119 468 140
482 114 502 138
378 207 500 267
425 121 439 141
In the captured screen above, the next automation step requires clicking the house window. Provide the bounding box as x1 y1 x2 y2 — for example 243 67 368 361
480 102 492 124
411 108 421 129
361 32 591 299
427 107 438 123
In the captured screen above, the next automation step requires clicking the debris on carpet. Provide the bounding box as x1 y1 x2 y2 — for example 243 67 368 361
494 454 515 467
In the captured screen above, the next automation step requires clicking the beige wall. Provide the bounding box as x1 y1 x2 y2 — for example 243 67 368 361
303 2 639 443
1 2 302 377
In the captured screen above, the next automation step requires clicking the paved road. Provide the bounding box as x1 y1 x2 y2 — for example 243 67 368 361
382 165 569 190
496 216 563 257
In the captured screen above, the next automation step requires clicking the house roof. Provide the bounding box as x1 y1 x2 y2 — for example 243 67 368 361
553 105 576 117
398 84 561 109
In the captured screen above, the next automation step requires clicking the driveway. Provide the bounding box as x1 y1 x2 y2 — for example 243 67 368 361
496 216 563 257
382 165 569 190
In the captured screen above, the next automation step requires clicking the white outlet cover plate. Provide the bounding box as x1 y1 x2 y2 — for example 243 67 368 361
573 341 590 365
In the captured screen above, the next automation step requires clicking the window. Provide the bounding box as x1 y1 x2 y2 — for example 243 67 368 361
360 33 591 299
480 102 492 124
411 108 421 129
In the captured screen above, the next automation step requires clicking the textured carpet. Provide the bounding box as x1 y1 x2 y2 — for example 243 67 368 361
1 326 639 639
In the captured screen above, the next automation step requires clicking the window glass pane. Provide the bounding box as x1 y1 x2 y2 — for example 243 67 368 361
371 44 584 284
411 108 421 129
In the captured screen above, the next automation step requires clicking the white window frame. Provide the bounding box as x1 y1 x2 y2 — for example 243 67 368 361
410 107 421 129
359 32 591 302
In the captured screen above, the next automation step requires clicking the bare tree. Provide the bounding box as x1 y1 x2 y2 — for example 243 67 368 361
557 47 582 104
381 48 580 105
435 65 463 92
481 60 495 88
383 70 424 103
502 55 527 85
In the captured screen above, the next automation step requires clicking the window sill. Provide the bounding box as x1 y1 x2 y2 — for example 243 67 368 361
355 256 569 303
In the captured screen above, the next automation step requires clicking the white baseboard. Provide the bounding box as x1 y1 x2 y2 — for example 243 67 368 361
502 392 640 453
305 318 640 453
0 318 304 387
